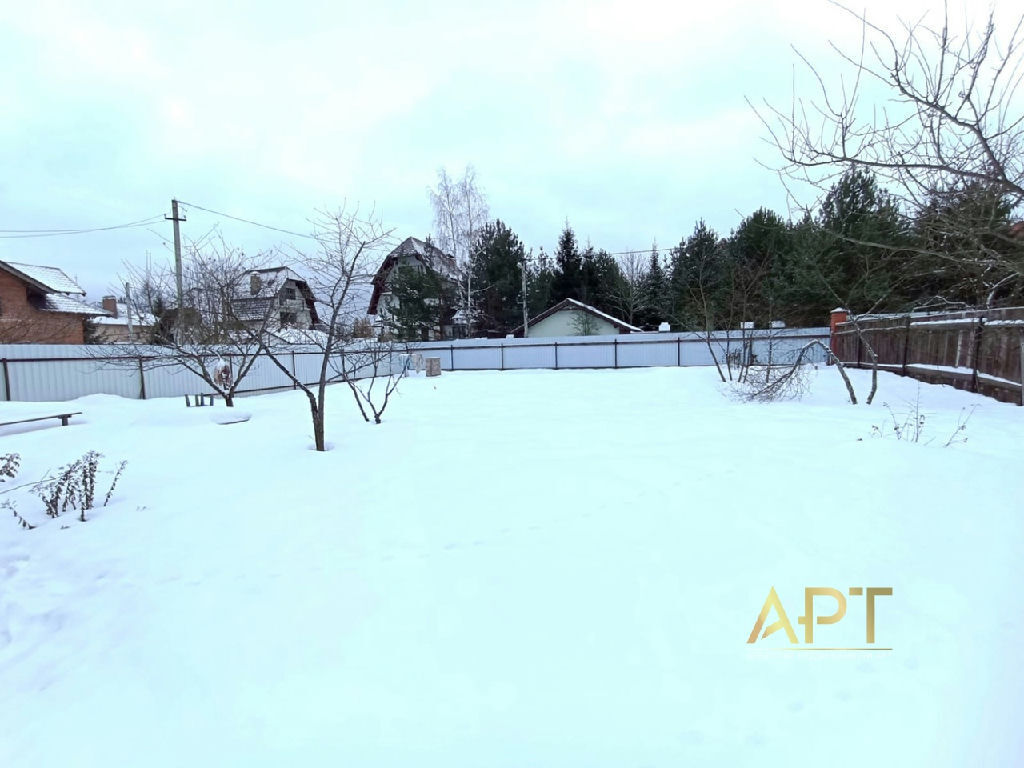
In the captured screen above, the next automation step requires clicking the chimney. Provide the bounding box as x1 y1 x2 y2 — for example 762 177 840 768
249 271 261 295
102 296 119 317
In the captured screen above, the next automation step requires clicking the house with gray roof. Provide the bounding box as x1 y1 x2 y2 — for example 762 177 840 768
367 237 461 340
230 267 319 331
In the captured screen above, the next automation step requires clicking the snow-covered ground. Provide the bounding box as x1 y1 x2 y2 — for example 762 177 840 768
1 367 1022 766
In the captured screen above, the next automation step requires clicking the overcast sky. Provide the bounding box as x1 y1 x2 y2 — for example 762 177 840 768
0 0 993 301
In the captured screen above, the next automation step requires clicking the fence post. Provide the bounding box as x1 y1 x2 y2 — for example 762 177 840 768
901 315 911 376
614 337 618 368
137 356 147 400
1 358 10 401
969 318 985 393
856 334 863 369
554 341 559 370
290 350 297 389
677 337 681 366
500 342 504 371
1020 329 1024 406
450 343 455 371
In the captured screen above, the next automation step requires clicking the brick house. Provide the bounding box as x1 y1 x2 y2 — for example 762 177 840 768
0 260 108 344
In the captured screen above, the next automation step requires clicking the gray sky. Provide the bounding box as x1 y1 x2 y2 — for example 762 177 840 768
1 0 982 301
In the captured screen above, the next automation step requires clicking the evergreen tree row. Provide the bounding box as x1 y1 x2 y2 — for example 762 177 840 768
389 168 1024 339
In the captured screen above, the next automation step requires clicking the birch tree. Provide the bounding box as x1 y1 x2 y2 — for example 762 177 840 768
428 165 490 335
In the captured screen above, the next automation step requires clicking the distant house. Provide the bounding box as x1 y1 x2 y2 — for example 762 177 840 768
0 260 108 344
230 267 319 331
513 298 641 338
367 237 460 340
90 296 157 343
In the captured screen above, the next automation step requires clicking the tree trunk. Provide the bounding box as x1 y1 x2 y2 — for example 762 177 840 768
314 384 328 451
224 393 234 407
312 408 325 451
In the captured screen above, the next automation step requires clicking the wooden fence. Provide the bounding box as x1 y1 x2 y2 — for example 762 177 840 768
830 307 1024 404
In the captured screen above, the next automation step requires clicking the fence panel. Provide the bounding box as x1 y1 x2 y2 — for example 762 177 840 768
501 343 558 370
616 337 679 367
833 309 1024 403
554 340 614 368
451 345 502 370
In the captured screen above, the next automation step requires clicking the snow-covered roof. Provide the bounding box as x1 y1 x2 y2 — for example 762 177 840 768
0 260 106 316
244 267 308 299
34 293 108 316
92 301 156 326
1 261 87 294
231 296 275 322
391 237 459 279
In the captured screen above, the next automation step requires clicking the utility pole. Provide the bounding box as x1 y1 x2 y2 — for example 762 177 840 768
521 253 529 337
165 199 185 342
124 281 134 342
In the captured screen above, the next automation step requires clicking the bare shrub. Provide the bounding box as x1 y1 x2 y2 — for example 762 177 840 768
1 453 20 482
4 500 34 530
736 363 816 402
869 391 976 447
33 451 127 523
736 340 858 404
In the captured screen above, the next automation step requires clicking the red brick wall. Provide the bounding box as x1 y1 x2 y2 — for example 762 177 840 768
0 270 87 344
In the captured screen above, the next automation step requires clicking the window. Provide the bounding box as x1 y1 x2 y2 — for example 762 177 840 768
280 311 297 325
282 287 297 301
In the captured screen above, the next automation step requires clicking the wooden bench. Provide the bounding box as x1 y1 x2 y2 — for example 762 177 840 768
0 411 82 429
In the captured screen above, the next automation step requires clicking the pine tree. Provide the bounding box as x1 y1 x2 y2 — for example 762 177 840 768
387 264 456 340
470 220 527 335
673 221 724 331
552 222 583 302
725 208 793 327
589 249 623 313
639 248 668 328
816 168 906 315
527 247 555 316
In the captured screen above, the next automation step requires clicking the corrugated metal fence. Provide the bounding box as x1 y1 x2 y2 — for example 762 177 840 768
0 328 829 403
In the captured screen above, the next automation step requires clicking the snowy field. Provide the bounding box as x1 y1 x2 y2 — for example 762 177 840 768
1 366 1022 766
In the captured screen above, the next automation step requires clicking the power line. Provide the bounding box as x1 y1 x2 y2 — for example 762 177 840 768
0 215 165 239
177 200 316 240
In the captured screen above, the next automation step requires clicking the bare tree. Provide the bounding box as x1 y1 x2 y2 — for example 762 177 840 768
609 251 650 326
234 206 398 451
428 165 490 335
739 340 858 405
112 241 279 406
753 3 1024 283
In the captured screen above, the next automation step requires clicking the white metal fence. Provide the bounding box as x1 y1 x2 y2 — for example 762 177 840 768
409 328 830 373
0 328 829 403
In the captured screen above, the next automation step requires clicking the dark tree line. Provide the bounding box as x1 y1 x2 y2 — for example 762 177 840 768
388 167 1023 339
